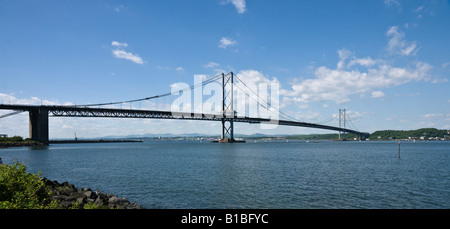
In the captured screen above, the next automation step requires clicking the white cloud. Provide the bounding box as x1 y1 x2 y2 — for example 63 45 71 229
219 37 237 49
111 41 144 64
169 82 189 91
348 57 378 68
156 66 185 73
414 5 425 18
386 26 418 56
395 92 421 97
0 93 72 106
281 49 432 104
431 78 448 84
337 48 379 69
115 5 125 12
279 26 437 106
156 66 170 70
384 0 400 8
204 62 220 69
111 41 128 48
236 69 279 86
203 62 227 74
233 70 281 120
371 91 385 99
423 113 444 119
112 50 144 64
223 0 247 14
276 26 434 106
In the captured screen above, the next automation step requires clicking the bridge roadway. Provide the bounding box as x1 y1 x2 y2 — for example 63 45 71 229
0 104 370 144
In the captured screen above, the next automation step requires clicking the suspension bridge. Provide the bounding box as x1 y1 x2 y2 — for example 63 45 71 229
0 72 369 145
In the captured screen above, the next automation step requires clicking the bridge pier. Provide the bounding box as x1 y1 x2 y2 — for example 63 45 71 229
29 108 49 145
218 119 243 143
221 119 233 141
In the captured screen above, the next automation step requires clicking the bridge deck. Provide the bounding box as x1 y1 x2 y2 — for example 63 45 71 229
0 104 369 138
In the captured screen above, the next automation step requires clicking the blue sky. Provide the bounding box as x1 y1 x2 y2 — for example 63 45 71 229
0 0 449 138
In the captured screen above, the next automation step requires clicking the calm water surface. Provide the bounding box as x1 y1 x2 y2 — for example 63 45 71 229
1 140 449 209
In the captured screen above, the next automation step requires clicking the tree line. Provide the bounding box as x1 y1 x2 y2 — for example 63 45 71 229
371 128 449 140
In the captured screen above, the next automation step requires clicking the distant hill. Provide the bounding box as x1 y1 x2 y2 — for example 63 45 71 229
371 128 450 140
78 128 450 141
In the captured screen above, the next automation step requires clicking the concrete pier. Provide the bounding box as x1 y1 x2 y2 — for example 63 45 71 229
29 108 49 145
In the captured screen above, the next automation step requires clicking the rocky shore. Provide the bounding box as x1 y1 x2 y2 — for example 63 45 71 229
40 177 143 209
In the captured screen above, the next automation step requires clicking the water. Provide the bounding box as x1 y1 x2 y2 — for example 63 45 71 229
1 140 449 209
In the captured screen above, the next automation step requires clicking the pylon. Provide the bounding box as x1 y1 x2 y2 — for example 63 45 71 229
338 108 346 141
215 72 244 143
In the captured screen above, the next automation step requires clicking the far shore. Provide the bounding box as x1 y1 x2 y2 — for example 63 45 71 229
0 139 142 148
49 139 143 144
0 141 45 148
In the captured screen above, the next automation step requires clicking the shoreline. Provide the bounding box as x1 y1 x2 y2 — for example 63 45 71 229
0 139 143 148
49 139 143 144
0 162 143 209
0 141 45 148
40 177 143 209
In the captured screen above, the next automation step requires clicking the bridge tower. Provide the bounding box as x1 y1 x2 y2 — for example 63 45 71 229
338 108 346 140
218 72 242 143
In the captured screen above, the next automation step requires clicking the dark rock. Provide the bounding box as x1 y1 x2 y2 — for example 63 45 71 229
41 177 143 209
69 191 85 200
76 197 86 204
81 187 92 192
84 190 94 199
60 200 74 209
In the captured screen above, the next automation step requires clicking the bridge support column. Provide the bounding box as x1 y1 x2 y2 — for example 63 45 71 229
216 72 244 143
29 108 49 145
220 119 236 143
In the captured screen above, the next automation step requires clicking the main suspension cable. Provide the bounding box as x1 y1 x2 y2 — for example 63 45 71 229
78 73 223 107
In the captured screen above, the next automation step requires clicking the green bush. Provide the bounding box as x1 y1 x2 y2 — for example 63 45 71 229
0 162 108 209
0 161 59 209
